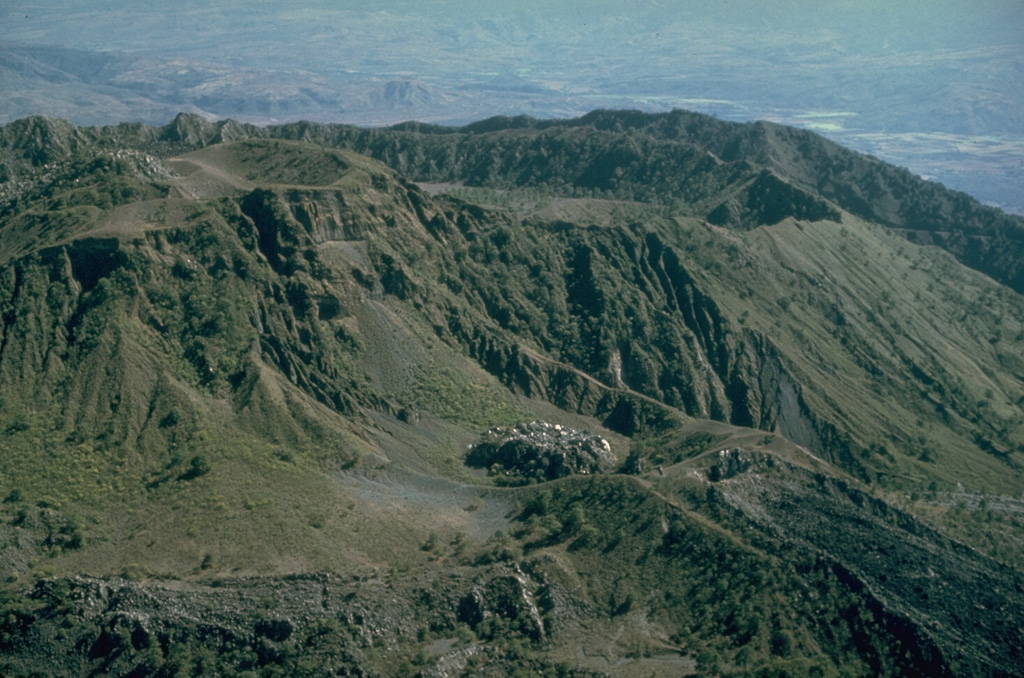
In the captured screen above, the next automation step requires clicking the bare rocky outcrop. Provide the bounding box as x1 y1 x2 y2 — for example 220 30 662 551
1 564 572 678
458 564 545 641
466 421 614 481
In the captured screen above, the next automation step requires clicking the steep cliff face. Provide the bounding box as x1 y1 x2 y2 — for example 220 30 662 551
182 109 1016 293
7 110 1020 288
0 143 434 493
3 132 1021 491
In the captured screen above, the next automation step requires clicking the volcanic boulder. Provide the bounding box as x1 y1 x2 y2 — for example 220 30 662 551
466 421 613 481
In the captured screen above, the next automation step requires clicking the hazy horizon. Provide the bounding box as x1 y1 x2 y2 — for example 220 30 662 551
2 1 1022 212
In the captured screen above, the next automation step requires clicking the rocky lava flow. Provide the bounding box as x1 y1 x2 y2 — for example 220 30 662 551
466 422 614 482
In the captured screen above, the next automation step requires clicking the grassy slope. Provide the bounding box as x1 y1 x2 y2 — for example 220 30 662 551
384 185 1023 491
686 213 1024 491
0 133 1022 676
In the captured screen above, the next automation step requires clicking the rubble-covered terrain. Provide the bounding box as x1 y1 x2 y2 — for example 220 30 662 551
466 422 614 482
1 566 575 678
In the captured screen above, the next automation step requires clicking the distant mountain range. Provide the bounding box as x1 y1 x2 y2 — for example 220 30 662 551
2 4 1022 215
1 110 1022 677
